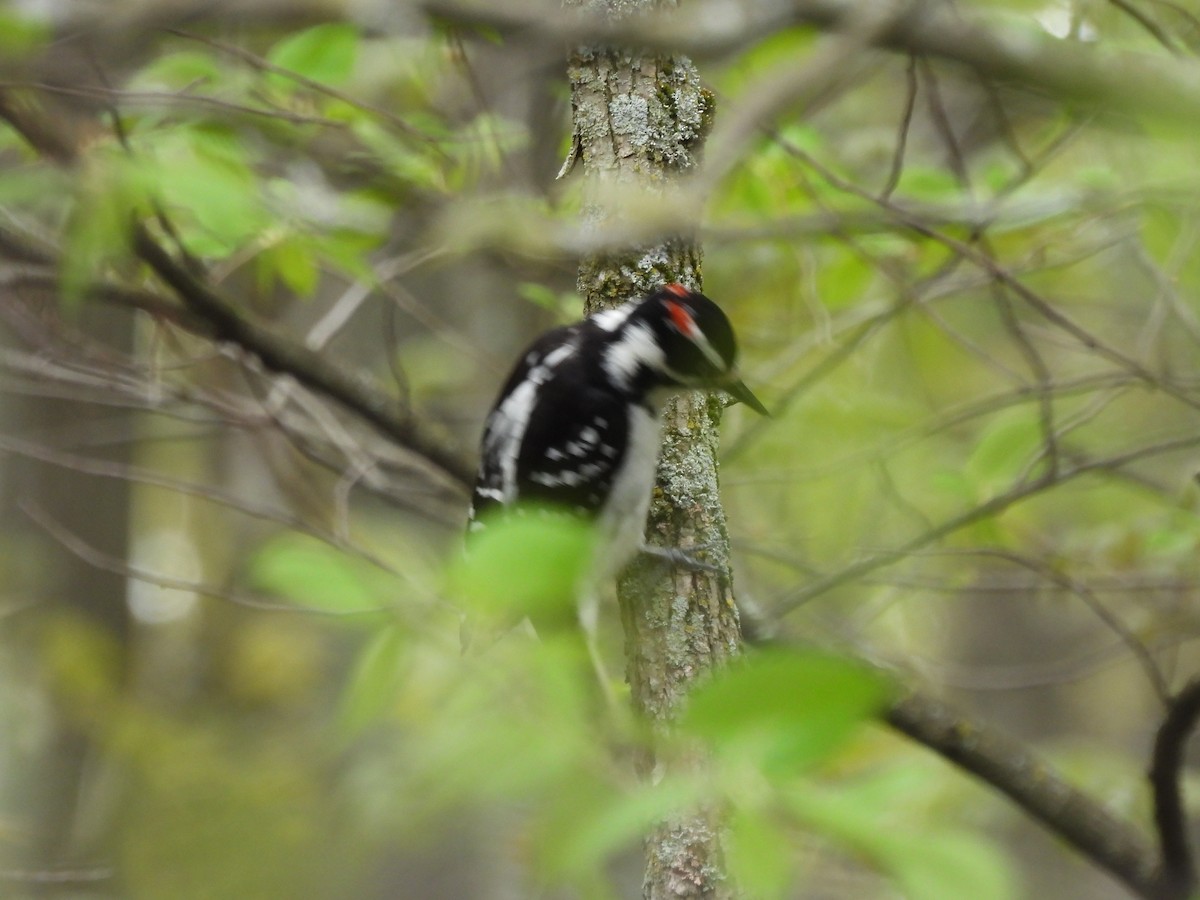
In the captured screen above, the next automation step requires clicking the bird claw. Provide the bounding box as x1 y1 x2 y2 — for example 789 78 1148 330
638 542 722 574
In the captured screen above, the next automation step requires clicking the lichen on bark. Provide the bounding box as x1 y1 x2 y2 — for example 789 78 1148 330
563 2 741 897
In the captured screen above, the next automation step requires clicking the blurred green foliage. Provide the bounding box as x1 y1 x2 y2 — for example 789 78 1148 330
5 3 1200 898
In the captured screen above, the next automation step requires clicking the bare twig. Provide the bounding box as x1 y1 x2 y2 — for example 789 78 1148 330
1106 0 1184 56
881 55 918 199
967 548 1171 705
167 29 446 147
19 499 391 618
130 226 473 487
0 433 401 576
0 80 346 127
918 58 970 193
0 86 473 488
777 432 1200 612
781 141 1200 416
428 0 1200 124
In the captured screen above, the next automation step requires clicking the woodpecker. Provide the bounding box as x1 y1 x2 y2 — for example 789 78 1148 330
468 283 767 606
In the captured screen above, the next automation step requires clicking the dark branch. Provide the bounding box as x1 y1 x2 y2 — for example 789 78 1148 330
885 691 1160 899
1150 678 1200 899
428 0 1200 124
130 226 473 487
0 86 473 489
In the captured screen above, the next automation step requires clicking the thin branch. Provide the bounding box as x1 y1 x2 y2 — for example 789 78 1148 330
130 226 473 488
990 273 1060 478
428 0 1200 124
881 55 918 199
782 141 1200 416
777 432 1200 612
917 57 971 193
19 499 392 619
0 433 402 576
1106 0 1184 56
968 548 1171 705
166 29 446 147
0 80 346 127
0 87 473 488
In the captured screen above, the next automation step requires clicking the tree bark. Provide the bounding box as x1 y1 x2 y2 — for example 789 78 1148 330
566 7 740 897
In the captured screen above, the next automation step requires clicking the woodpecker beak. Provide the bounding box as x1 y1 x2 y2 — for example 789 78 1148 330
725 376 770 416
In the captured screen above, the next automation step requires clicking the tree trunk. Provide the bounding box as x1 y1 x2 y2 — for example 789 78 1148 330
566 9 742 897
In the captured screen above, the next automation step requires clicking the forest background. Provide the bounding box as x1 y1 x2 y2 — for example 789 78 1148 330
3 1 1200 898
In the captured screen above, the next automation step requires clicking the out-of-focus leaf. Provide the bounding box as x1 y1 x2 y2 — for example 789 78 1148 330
267 24 359 87
966 408 1043 496
784 784 1016 900
132 50 223 89
42 613 123 708
62 149 150 304
681 650 892 772
895 166 963 200
222 616 327 707
719 26 818 96
537 773 703 886
269 233 321 297
338 624 407 736
248 532 397 614
404 639 599 817
726 808 796 899
156 129 267 257
351 118 447 192
450 510 594 622
0 12 50 57
883 831 1015 900
320 229 382 280
820 249 876 311
517 282 576 317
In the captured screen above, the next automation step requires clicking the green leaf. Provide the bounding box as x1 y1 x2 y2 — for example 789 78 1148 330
517 282 576 317
883 831 1015 900
338 625 407 735
537 774 703 885
726 808 796 899
681 651 892 772
0 12 50 58
784 784 1016 900
320 229 382 281
61 151 150 305
450 511 595 622
351 119 448 192
140 125 268 257
966 408 1043 496
248 532 397 614
269 234 321 297
133 50 223 89
895 166 963 200
267 24 359 87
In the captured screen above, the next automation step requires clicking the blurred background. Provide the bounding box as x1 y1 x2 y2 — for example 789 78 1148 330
2 0 1200 897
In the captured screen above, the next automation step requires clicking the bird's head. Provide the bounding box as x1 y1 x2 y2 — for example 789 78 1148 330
635 283 769 415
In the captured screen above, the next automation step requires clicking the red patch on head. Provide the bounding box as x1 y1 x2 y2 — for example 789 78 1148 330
664 282 689 299
665 299 697 337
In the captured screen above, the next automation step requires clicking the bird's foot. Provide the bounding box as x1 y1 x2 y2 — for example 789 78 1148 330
638 542 722 574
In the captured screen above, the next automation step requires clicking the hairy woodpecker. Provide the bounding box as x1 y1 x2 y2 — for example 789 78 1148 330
468 283 766 615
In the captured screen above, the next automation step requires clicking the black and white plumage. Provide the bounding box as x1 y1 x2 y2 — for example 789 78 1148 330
468 283 766 593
